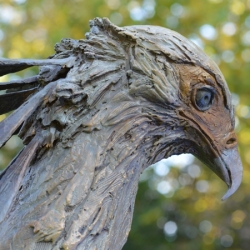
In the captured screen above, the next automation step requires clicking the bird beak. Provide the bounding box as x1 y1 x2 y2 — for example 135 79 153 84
216 147 243 200
199 146 243 200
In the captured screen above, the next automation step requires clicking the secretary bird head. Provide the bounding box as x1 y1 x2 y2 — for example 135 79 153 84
121 23 243 200
0 17 242 219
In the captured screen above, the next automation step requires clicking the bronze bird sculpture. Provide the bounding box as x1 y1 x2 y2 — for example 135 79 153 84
0 18 243 250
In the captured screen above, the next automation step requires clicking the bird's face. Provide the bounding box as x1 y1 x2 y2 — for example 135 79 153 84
112 23 242 199
176 64 242 200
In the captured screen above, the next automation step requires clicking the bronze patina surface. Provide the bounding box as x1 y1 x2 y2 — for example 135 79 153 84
0 18 242 250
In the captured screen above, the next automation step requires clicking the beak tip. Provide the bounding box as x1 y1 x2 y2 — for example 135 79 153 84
213 147 243 201
221 192 231 201
221 172 242 201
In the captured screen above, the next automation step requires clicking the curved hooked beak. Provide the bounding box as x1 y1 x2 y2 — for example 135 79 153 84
214 146 243 200
203 146 243 200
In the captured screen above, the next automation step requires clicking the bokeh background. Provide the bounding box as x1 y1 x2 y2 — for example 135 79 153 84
0 0 250 249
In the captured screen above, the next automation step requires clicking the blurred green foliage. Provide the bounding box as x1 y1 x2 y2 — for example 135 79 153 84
0 0 250 249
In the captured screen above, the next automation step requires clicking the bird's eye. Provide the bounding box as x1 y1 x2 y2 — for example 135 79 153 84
194 87 215 111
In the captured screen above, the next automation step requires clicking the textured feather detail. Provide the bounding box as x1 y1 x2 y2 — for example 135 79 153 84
34 242 52 250
0 76 38 91
0 81 57 148
0 18 242 249
0 59 32 76
0 87 38 115
0 135 42 223
0 58 75 77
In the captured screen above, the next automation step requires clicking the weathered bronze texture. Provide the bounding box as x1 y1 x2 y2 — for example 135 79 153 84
0 18 243 250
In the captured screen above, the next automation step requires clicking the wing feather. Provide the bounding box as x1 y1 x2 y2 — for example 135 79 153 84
0 135 42 223
0 58 74 76
0 76 38 91
0 81 57 148
0 88 38 115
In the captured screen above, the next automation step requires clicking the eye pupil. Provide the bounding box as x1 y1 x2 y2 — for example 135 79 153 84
195 88 214 111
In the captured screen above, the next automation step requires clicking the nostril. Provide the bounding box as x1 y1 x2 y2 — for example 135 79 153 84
227 138 236 145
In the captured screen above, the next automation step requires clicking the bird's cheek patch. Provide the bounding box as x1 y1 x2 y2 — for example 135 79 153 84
187 106 235 151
